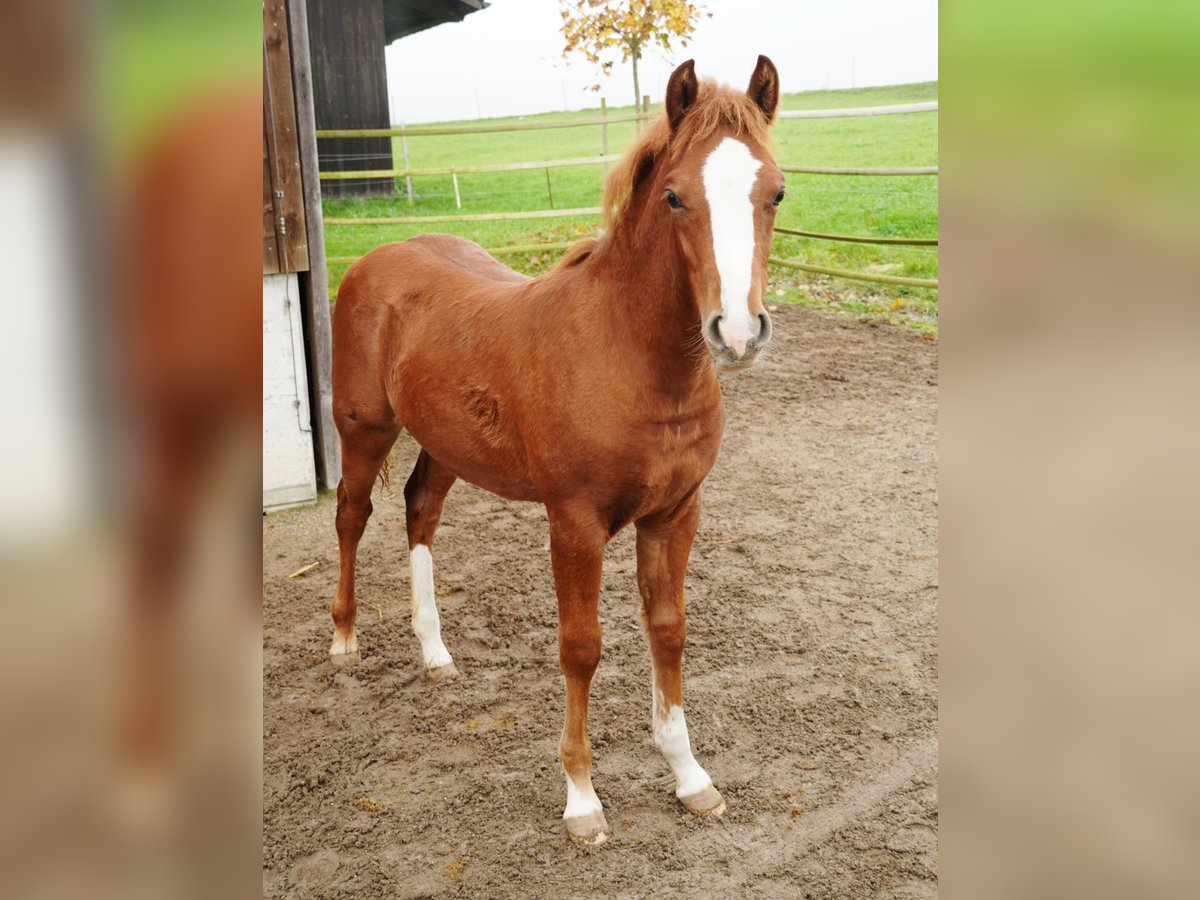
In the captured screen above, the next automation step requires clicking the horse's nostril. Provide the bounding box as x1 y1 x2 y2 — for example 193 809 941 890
754 311 773 347
704 314 725 349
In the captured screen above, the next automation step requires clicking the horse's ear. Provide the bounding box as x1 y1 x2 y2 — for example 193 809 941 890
747 55 780 123
665 59 698 130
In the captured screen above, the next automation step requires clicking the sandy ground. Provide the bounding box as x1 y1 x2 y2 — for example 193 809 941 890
263 304 938 898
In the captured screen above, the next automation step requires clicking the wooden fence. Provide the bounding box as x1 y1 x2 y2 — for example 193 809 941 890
318 100 938 289
319 154 622 181
775 100 938 119
320 159 937 182
316 111 651 139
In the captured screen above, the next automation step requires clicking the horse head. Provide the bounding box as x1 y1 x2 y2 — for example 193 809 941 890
606 56 784 371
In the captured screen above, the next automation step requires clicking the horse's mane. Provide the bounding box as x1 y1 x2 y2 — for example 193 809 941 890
553 237 598 269
601 79 774 228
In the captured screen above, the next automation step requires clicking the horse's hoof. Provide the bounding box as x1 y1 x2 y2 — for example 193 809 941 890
425 661 459 683
564 809 610 846
679 784 726 818
329 631 359 662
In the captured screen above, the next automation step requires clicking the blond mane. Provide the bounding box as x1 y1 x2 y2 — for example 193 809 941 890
601 79 774 227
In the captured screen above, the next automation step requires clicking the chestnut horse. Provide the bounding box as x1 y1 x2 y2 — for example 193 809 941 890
330 57 783 844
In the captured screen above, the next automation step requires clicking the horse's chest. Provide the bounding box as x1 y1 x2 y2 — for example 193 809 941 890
652 416 717 466
634 410 723 500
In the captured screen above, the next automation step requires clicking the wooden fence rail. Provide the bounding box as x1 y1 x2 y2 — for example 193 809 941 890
781 165 938 176
776 101 938 119
326 246 938 289
319 154 621 181
322 160 937 181
327 241 576 265
317 113 652 139
324 207 604 225
774 226 937 247
325 210 937 251
769 256 938 289
327 248 937 290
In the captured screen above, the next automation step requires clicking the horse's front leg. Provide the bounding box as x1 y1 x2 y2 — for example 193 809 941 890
547 507 609 845
635 492 726 817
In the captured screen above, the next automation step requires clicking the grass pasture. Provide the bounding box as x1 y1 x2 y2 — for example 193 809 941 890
321 81 938 334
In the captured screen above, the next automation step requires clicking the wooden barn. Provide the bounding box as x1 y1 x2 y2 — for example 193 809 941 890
308 0 489 197
262 0 489 511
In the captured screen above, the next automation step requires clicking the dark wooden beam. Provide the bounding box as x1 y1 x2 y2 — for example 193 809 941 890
286 0 340 488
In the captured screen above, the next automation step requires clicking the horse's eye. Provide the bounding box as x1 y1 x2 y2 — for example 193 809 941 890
773 189 786 207
666 190 684 210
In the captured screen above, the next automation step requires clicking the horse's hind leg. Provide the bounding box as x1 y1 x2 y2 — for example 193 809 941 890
330 424 399 659
403 450 458 680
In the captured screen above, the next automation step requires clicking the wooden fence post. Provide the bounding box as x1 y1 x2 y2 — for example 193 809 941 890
400 123 413 204
600 97 609 174
544 168 554 209
642 94 650 116
283 0 339 487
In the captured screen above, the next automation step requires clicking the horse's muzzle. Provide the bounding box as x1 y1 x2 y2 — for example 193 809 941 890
703 310 772 370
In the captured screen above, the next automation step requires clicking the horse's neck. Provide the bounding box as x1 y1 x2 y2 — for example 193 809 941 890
589 213 709 385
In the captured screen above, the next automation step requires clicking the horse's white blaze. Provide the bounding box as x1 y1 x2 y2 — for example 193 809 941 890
410 544 453 669
563 773 603 819
701 137 763 357
653 691 713 798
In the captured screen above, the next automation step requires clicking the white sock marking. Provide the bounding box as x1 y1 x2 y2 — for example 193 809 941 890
563 773 603 819
329 628 357 656
702 137 763 357
653 693 713 798
410 544 453 669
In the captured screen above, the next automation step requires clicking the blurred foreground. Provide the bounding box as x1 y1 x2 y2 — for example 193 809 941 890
941 1 1200 897
0 2 260 899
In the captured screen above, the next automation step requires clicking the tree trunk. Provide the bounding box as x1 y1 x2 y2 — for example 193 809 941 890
631 46 641 113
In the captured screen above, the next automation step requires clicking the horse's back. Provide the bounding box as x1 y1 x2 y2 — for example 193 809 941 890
408 234 531 286
346 235 528 299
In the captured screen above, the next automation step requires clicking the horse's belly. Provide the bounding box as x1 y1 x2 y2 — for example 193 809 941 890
399 399 539 503
434 446 540 503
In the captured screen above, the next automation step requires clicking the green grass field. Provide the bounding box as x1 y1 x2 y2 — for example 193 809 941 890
322 81 938 335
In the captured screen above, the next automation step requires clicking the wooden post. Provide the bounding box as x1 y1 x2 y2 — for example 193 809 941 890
263 0 309 273
545 167 554 209
452 173 461 209
400 124 413 204
283 0 339 488
643 94 650 116
600 97 609 173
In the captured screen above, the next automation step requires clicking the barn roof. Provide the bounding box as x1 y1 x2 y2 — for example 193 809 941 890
383 0 489 43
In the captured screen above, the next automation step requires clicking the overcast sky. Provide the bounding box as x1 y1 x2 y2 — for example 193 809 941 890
385 0 938 123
